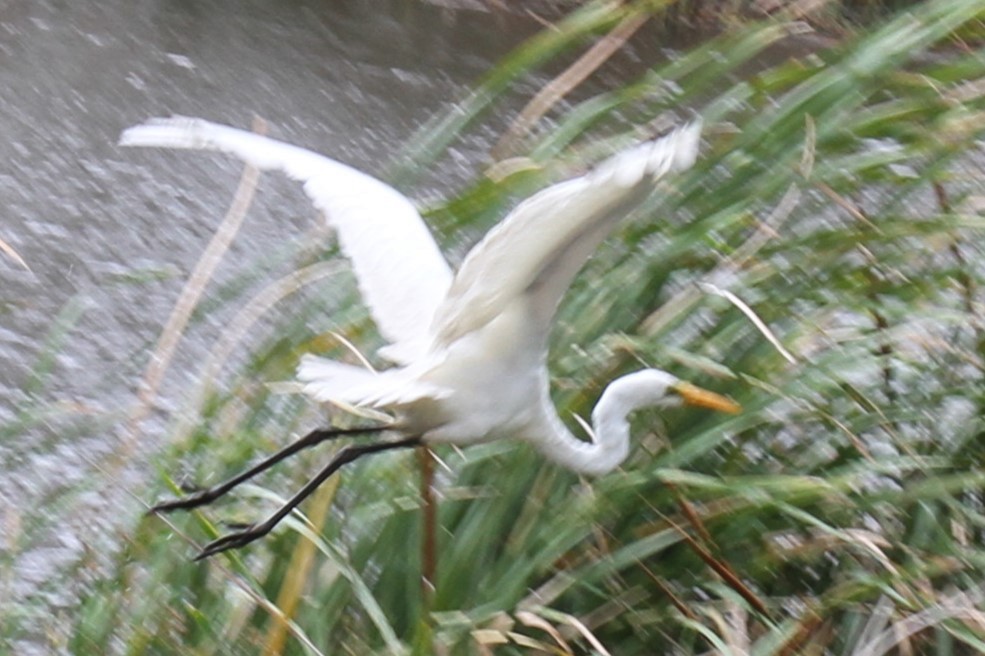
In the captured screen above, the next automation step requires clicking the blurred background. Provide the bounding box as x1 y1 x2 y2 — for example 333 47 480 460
4 0 985 654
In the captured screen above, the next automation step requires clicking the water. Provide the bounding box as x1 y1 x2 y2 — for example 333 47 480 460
0 0 760 648
0 0 550 647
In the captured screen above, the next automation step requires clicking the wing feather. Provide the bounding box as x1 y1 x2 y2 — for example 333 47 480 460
432 121 701 344
120 117 452 362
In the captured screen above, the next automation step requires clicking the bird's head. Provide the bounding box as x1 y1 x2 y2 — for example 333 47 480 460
603 369 741 414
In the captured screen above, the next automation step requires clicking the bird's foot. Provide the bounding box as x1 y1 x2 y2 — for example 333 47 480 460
194 522 272 560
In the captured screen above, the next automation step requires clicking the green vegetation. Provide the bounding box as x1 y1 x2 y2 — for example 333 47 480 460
50 0 985 653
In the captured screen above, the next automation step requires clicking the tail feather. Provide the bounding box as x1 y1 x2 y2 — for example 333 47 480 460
297 355 448 407
297 356 379 403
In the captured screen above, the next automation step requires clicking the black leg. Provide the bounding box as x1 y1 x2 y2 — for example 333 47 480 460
150 425 389 514
195 435 422 560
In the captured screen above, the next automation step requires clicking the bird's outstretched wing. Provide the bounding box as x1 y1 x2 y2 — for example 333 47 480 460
432 121 701 345
120 117 453 363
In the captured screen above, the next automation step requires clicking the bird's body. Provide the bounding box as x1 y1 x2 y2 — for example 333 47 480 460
299 297 548 447
122 117 737 557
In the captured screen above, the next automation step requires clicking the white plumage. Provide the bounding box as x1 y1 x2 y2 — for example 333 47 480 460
125 117 737 558
121 117 451 364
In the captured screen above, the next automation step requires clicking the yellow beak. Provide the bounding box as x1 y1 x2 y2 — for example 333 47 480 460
672 381 741 414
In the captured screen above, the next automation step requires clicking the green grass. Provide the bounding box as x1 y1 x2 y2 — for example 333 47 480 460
52 0 985 653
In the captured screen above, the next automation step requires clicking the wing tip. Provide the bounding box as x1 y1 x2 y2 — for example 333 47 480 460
641 118 702 177
601 119 703 186
666 118 703 173
118 116 213 148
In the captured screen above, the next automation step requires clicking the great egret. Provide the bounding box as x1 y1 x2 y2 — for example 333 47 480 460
121 117 738 560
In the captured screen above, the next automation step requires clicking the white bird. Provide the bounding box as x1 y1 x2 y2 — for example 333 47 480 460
121 116 738 559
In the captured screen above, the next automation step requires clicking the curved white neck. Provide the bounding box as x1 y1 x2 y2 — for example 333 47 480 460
532 370 678 476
